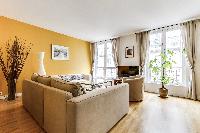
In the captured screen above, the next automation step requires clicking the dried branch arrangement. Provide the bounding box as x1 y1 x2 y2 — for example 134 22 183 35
0 36 33 100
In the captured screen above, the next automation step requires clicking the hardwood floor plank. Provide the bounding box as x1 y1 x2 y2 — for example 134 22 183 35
0 98 44 133
1 93 200 133
110 93 200 133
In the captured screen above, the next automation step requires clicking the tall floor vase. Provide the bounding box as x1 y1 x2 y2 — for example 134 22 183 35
38 52 46 76
7 78 16 100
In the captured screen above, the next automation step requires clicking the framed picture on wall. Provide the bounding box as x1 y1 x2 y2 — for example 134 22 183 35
52 44 69 60
125 46 134 58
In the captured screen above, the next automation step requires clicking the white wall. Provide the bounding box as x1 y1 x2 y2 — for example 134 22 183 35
118 34 140 66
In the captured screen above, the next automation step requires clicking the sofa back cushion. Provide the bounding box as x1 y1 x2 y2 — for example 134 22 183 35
37 76 51 86
51 78 84 97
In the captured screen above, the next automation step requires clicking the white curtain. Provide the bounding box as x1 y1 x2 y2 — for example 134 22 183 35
181 20 198 100
136 31 150 75
90 43 96 83
111 38 120 78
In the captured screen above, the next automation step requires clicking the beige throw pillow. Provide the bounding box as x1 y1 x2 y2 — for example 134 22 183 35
51 78 83 97
31 73 38 82
37 76 51 86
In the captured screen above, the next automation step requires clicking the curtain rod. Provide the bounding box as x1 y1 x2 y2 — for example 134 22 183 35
150 23 179 31
93 18 200 42
98 38 117 43
135 23 180 34
135 18 200 34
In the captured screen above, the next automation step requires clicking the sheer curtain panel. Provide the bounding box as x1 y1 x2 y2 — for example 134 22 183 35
136 31 150 75
181 20 198 100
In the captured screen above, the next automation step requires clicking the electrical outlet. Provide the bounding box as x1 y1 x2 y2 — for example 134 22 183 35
0 92 2 96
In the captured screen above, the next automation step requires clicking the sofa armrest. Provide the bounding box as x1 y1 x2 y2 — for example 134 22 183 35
66 83 129 133
44 86 73 133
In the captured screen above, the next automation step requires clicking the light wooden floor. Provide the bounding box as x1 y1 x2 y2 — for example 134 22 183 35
0 98 44 133
1 93 200 133
110 93 200 133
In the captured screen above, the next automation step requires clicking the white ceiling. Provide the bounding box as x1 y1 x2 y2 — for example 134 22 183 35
0 0 200 42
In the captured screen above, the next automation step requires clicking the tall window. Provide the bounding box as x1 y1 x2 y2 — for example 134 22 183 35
93 41 117 83
146 28 186 86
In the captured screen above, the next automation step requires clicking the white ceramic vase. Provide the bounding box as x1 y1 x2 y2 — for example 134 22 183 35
38 52 46 76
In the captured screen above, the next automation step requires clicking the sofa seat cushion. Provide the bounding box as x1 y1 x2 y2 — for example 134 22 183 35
37 76 51 86
51 78 84 97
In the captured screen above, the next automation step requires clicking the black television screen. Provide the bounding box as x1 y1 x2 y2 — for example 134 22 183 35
118 66 139 77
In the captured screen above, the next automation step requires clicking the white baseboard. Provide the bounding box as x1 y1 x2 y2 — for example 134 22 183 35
0 93 22 100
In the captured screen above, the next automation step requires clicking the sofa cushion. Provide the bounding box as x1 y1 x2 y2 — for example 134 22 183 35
37 76 51 86
57 74 84 81
31 73 38 82
51 78 84 97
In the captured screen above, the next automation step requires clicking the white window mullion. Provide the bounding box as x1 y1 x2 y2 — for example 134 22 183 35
162 30 166 78
104 42 107 81
94 43 98 83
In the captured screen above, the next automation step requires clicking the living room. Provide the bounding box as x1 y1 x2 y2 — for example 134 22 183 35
0 0 200 133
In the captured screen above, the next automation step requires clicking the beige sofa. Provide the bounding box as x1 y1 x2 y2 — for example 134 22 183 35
22 79 129 133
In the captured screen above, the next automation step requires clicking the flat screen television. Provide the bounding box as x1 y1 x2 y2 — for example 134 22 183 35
118 66 139 77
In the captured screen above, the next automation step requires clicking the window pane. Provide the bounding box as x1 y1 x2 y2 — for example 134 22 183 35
96 68 104 78
166 29 182 67
165 67 182 85
97 43 105 56
106 42 115 67
97 57 104 67
106 68 116 79
148 33 162 83
166 30 182 49
166 29 183 85
97 43 105 67
149 33 162 57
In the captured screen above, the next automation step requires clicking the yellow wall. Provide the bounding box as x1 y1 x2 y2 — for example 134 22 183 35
0 16 91 95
